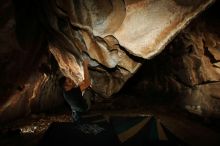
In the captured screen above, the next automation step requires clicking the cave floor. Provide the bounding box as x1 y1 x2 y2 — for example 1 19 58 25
1 97 220 146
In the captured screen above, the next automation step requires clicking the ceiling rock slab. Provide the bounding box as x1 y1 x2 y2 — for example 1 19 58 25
52 0 215 97
64 0 215 58
114 0 215 59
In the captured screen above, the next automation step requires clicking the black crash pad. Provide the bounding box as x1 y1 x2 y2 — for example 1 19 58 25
39 121 120 146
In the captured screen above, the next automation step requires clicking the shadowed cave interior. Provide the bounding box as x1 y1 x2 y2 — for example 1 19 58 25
1 0 220 146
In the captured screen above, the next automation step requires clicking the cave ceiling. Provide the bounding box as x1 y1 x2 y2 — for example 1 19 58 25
49 0 215 96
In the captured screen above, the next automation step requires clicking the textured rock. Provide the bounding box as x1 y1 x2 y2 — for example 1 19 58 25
49 46 84 86
0 0 64 122
179 19 220 117
0 0 218 122
114 0 215 59
48 0 214 97
123 5 220 117
0 71 64 123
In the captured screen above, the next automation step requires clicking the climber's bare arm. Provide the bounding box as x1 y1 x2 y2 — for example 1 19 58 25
79 60 91 91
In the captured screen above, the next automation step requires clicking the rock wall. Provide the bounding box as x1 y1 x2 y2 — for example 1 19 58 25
123 3 220 117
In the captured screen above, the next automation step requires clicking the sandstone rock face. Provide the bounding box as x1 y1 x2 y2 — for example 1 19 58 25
123 5 220 117
0 72 65 123
0 0 217 122
48 0 214 97
179 18 220 117
0 0 65 123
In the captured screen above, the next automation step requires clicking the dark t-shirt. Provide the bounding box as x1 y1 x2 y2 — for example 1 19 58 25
64 87 88 112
